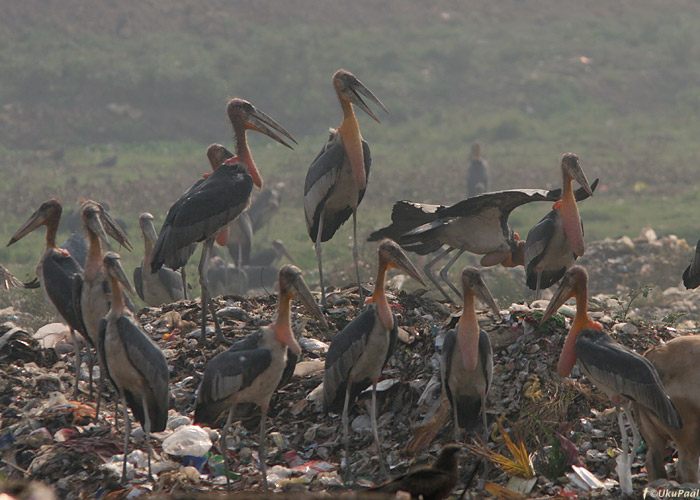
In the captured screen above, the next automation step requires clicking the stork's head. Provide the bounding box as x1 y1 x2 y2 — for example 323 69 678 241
541 265 588 323
103 251 136 296
461 267 500 317
226 98 297 150
377 239 425 286
332 69 389 123
560 153 593 196
81 200 110 248
8 198 63 246
206 143 234 170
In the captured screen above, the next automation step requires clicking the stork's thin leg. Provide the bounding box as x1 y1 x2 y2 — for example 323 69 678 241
440 249 465 300
70 328 82 399
120 394 131 483
342 382 353 484
221 405 235 492
181 266 188 300
259 406 269 492
425 247 455 303
352 209 363 303
95 365 105 418
315 210 327 304
615 405 633 496
198 238 226 345
87 350 95 399
535 271 542 301
481 395 489 443
624 403 641 455
452 402 460 442
370 381 388 478
143 396 154 482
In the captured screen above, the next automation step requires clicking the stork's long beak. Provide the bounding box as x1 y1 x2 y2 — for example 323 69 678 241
382 240 426 286
541 277 575 324
342 77 389 123
138 213 158 246
84 206 111 248
245 106 297 150
470 276 501 318
8 207 48 245
103 251 136 296
563 154 593 197
98 204 132 251
283 264 329 329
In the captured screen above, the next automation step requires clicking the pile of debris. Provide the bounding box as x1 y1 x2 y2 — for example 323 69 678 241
0 232 699 499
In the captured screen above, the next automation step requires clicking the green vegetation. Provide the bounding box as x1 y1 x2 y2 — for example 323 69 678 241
1 1 698 306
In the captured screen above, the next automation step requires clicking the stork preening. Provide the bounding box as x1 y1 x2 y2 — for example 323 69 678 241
133 213 185 306
304 69 388 303
541 266 681 496
8 198 88 398
150 99 296 345
524 156 596 298
99 252 169 482
323 239 425 481
194 265 328 491
441 267 500 441
637 336 700 483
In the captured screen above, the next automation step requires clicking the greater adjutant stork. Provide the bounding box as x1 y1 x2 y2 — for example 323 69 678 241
524 155 596 298
194 265 328 491
541 265 681 496
323 239 425 481
150 99 296 345
78 200 132 408
133 213 185 306
304 69 388 303
99 252 169 482
8 198 88 397
682 237 700 289
368 188 573 303
442 267 500 441
466 141 489 198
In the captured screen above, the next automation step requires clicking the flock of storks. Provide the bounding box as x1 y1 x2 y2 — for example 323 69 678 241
2 68 700 498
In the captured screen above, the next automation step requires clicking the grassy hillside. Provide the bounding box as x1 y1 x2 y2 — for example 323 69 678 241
1 0 699 306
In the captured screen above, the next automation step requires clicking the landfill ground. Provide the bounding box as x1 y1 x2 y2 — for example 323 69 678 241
1 229 700 499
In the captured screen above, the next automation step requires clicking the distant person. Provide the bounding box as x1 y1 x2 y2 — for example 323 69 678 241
466 141 489 197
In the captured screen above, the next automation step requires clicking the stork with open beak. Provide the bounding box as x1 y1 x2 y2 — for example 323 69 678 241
99 252 169 482
304 69 388 303
133 213 185 306
442 267 500 441
323 239 425 481
637 336 700 484
194 265 327 491
78 200 132 410
8 198 88 398
524 157 596 298
150 99 296 345
541 265 681 496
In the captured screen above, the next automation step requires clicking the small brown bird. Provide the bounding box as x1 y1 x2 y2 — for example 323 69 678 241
368 443 461 500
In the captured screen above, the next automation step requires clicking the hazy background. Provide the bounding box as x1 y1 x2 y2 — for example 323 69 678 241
2 0 700 305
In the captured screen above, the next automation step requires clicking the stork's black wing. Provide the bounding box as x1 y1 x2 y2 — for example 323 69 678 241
576 329 682 430
683 238 700 289
42 251 87 336
133 266 145 301
151 163 253 272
